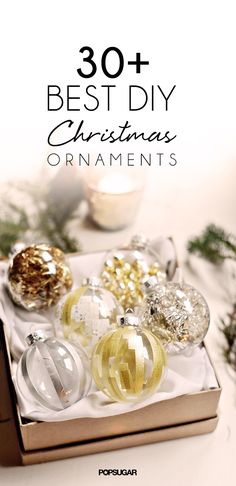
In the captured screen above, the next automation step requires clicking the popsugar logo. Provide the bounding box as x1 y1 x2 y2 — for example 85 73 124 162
98 469 137 476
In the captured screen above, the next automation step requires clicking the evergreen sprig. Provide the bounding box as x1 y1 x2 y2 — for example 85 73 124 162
187 224 236 264
187 223 236 371
220 304 236 371
0 209 29 257
0 167 84 257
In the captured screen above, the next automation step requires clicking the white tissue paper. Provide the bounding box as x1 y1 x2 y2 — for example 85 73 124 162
0 237 218 422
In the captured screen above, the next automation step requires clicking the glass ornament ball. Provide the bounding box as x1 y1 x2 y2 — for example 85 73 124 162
142 277 210 354
7 244 73 311
56 277 123 353
16 331 91 411
100 234 166 309
91 311 167 403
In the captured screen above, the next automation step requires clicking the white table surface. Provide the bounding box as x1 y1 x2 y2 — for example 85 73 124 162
1 168 236 486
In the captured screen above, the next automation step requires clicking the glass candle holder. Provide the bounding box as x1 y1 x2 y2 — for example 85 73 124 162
84 169 145 230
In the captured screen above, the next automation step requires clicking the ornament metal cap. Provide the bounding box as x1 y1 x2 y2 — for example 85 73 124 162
141 275 159 292
113 251 124 262
82 277 102 288
26 330 46 346
117 309 140 327
130 234 148 249
8 241 26 258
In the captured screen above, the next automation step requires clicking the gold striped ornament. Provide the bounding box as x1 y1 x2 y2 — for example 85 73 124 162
91 310 167 402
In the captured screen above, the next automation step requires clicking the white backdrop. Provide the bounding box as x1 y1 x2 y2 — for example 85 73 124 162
1 1 236 485
1 1 236 181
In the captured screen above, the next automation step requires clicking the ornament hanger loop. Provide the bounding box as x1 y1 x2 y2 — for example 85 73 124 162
82 276 102 288
117 309 140 327
131 234 148 249
26 330 46 346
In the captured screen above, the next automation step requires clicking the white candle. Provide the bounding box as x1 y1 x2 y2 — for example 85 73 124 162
86 172 144 230
97 173 135 194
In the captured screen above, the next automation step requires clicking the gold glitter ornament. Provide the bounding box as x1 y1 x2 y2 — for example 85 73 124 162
142 277 210 354
91 310 167 403
56 277 123 354
8 244 73 311
101 235 166 309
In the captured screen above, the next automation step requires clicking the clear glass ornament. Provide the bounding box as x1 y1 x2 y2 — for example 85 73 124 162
100 234 166 309
56 277 123 354
16 331 91 411
142 277 210 354
8 244 73 310
91 310 167 403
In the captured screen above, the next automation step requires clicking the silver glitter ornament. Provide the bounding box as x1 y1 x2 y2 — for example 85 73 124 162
142 277 210 354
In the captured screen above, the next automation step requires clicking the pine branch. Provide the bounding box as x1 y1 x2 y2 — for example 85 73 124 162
0 219 27 256
0 168 84 256
187 224 236 264
220 303 236 371
187 223 236 372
